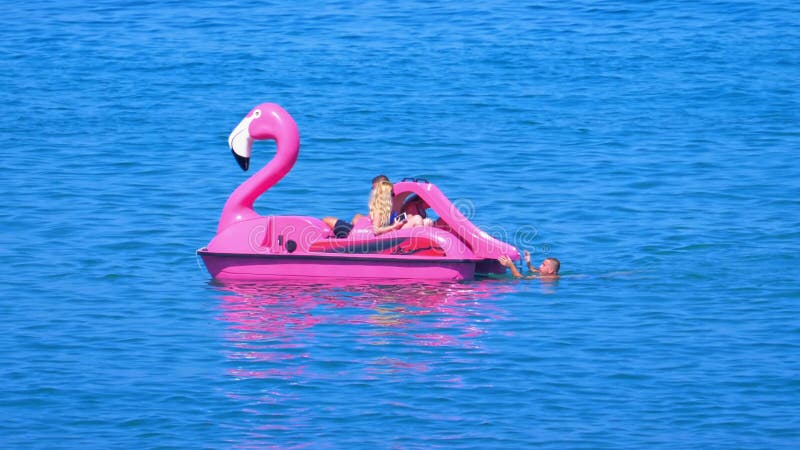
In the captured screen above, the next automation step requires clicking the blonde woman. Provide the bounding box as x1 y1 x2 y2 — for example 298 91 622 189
369 180 406 235
322 175 401 238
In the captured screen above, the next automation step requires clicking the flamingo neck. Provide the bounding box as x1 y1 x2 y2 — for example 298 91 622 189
217 123 299 233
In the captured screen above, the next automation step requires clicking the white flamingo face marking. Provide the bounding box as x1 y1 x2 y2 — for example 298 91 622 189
228 109 260 160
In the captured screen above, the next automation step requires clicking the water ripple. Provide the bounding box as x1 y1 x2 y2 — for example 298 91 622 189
2 0 800 448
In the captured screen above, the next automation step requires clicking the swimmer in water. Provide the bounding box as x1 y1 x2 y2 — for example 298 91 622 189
498 250 560 279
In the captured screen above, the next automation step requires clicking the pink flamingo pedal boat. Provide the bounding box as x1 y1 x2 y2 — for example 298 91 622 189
197 103 519 281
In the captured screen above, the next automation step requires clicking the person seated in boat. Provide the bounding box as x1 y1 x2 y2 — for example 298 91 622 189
367 179 407 235
399 193 457 232
399 194 435 229
322 175 404 238
497 250 560 279
322 174 387 238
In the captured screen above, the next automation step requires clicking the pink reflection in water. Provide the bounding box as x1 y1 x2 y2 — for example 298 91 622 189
228 367 306 379
213 279 513 374
215 279 508 326
212 279 515 443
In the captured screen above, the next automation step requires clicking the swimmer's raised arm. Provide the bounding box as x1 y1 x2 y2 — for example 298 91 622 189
524 250 539 273
498 255 525 278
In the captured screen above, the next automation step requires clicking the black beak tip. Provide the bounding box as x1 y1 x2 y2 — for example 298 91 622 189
231 149 250 171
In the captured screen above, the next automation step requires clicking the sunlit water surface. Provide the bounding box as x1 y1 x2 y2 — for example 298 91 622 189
1 0 799 448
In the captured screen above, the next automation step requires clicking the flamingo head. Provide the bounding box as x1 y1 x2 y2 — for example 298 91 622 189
227 103 295 171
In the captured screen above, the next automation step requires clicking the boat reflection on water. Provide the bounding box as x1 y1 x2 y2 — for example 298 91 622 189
209 279 515 445
210 279 514 380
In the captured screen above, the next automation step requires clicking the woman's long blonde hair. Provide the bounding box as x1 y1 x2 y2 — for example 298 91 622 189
369 180 394 227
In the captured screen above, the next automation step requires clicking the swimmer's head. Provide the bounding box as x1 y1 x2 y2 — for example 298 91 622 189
541 257 560 275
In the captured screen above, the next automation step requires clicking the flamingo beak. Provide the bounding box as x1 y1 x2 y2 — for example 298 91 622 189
228 114 254 171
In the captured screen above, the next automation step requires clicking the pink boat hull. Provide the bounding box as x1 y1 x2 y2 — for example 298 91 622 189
199 212 512 281
198 250 477 281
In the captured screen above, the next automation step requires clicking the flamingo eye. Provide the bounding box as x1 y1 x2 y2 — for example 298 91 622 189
252 109 261 118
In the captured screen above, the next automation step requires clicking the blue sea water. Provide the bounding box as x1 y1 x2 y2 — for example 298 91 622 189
2 0 799 448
